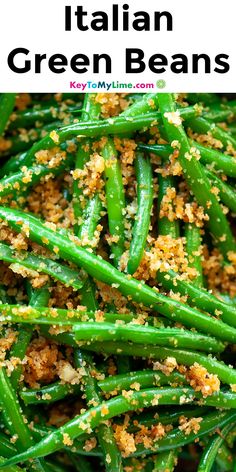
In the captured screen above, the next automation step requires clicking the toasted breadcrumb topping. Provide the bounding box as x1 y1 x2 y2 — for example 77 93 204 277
95 93 129 118
186 363 220 397
178 415 202 435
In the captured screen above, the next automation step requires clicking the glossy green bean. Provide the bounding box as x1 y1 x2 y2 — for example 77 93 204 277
0 304 135 326
184 223 203 287
20 381 80 405
74 322 224 353
101 137 125 267
0 367 37 450
138 141 236 178
153 449 178 472
198 420 236 472
77 193 103 245
0 434 17 459
98 370 187 393
74 350 123 472
215 443 233 471
0 121 63 157
132 410 236 458
203 100 236 123
127 152 153 274
0 93 16 136
204 167 236 213
185 115 236 151
8 103 82 131
1 207 236 342
0 160 72 200
73 93 100 229
3 389 236 465
9 285 50 389
157 269 236 328
19 105 199 164
157 173 180 238
157 93 236 258
81 342 236 385
187 93 220 105
0 242 83 290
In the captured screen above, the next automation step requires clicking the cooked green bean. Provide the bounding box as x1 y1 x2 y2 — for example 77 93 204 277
2 208 236 342
127 152 153 274
198 420 236 472
157 93 236 258
0 242 83 290
153 450 178 472
74 350 123 472
0 93 16 136
74 322 224 353
184 223 203 287
157 173 180 238
3 389 236 465
98 370 187 393
101 137 125 267
81 342 236 385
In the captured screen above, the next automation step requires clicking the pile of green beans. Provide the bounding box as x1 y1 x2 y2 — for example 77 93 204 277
1 92 236 471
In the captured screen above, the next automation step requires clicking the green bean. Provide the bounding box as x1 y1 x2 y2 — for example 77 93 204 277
0 94 16 136
0 121 63 157
132 410 236 458
157 173 180 238
204 167 236 213
157 269 236 328
198 421 236 472
9 285 50 389
1 207 236 342
184 223 203 287
98 370 187 393
153 449 178 471
215 443 234 471
138 141 236 178
121 93 159 117
0 456 26 471
79 271 98 312
203 100 236 123
3 389 236 465
26 284 50 308
20 381 80 405
73 94 103 306
74 350 123 472
0 242 83 290
81 342 236 385
101 137 125 267
18 107 198 164
8 103 82 131
9 325 33 390
127 152 153 274
0 155 73 201
187 93 220 105
74 322 224 353
185 115 236 151
0 367 39 450
0 304 135 326
77 193 103 246
0 434 17 459
157 93 236 258
127 406 209 431
73 93 100 230
6 366 57 472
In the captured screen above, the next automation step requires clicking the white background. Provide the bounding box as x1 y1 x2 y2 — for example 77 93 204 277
0 0 235 92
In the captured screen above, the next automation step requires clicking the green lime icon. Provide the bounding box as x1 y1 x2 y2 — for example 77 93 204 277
156 80 166 89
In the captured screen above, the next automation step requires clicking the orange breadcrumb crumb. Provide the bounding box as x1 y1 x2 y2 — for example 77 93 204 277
186 363 220 397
